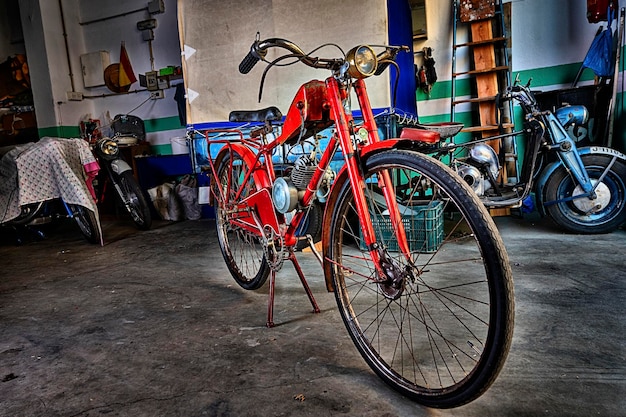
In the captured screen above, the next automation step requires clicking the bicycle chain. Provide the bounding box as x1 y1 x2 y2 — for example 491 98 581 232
263 225 286 271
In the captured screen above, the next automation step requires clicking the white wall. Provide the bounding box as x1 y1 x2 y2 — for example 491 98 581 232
19 0 184 147
179 0 390 125
510 0 598 71
77 0 182 122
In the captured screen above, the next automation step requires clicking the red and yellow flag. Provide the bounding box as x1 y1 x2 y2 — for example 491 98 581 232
118 42 137 88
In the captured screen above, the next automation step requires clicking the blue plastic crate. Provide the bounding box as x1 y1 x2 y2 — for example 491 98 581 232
360 201 444 253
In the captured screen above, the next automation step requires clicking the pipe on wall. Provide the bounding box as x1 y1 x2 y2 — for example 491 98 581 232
58 0 75 92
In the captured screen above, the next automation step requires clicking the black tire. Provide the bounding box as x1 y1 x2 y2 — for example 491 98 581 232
68 204 101 244
328 149 514 408
544 154 626 234
214 151 270 290
114 170 152 230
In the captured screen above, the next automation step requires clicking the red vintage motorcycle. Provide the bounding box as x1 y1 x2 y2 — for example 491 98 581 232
201 34 514 408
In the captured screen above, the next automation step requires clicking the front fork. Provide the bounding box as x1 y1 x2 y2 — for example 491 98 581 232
104 159 135 210
326 78 412 274
544 113 607 206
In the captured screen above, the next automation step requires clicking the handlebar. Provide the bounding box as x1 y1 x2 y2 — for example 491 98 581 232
239 37 345 74
497 79 538 111
238 34 408 76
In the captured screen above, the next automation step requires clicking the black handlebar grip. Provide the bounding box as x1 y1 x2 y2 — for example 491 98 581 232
239 51 260 74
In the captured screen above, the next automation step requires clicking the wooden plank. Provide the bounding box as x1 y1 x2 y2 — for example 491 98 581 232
454 36 507 48
452 65 508 76
469 18 510 215
460 123 514 133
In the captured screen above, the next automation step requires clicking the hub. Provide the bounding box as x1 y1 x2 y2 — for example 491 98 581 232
572 180 611 213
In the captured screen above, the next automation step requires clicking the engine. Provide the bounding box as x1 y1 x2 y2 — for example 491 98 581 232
272 155 334 213
453 143 500 197
454 162 491 196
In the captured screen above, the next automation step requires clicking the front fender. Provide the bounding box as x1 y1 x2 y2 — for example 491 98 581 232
110 159 132 174
320 138 423 292
535 146 626 216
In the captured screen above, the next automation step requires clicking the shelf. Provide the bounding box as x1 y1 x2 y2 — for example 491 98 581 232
453 36 507 48
460 123 514 133
453 65 509 77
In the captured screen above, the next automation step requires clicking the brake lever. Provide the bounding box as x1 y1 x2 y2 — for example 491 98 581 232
374 46 408 76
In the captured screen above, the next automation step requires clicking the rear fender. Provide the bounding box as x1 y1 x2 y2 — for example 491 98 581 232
210 142 271 205
535 146 626 216
321 138 420 292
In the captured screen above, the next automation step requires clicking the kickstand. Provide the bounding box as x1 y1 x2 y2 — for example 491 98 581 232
266 250 321 328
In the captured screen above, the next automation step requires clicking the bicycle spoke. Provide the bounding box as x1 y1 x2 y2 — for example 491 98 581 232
329 150 513 407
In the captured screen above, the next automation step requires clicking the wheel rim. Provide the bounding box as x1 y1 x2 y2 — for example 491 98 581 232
329 153 512 405
557 166 625 226
119 176 145 225
571 180 611 213
215 154 268 287
71 205 97 240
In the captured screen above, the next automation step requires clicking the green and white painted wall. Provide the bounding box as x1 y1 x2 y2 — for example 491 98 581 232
4 0 624 153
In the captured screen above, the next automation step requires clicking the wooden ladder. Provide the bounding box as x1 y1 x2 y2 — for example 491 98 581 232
451 0 517 215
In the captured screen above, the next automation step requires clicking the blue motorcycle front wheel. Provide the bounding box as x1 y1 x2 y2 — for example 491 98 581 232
544 154 626 234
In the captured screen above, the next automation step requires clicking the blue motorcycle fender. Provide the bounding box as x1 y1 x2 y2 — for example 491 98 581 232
110 159 133 175
535 146 626 216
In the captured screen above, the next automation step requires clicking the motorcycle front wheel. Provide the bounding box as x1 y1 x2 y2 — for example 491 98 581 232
68 204 101 244
544 154 626 234
327 149 514 408
113 170 152 230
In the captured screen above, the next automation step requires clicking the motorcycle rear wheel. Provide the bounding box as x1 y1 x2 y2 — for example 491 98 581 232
544 154 626 234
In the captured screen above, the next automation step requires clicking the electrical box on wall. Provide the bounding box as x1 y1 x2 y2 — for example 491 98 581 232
145 71 158 91
80 51 110 88
148 0 165 14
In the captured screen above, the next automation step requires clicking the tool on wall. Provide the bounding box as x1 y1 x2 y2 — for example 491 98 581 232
416 47 437 96
137 18 157 72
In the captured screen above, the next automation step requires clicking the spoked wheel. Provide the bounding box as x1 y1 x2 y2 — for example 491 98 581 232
328 150 514 408
114 170 152 230
68 204 101 244
544 154 626 234
213 151 270 290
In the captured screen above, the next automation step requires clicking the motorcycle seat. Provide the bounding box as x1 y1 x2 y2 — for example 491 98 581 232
229 106 283 123
399 127 440 144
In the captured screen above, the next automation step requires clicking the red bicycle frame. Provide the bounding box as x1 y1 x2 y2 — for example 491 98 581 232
203 74 422 326
207 76 411 258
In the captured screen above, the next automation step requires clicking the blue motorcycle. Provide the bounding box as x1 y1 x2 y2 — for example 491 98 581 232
414 77 626 233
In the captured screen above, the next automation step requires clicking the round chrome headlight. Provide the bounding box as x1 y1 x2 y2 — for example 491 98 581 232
97 138 120 160
346 45 377 79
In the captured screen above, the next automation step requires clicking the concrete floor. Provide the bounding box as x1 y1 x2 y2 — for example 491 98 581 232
0 213 624 417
